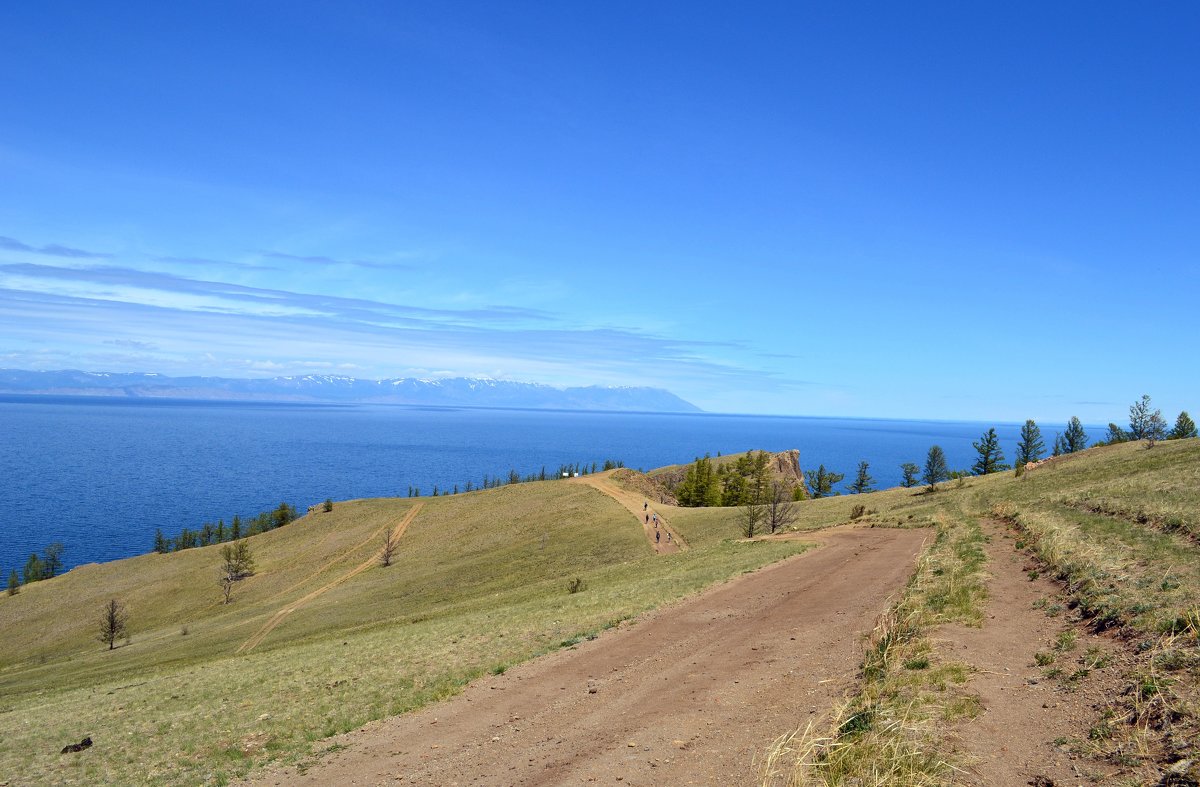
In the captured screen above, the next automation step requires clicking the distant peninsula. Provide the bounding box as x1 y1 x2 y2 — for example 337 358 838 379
0 369 702 413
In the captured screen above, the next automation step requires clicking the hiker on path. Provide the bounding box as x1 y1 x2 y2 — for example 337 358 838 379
656 530 661 544
644 501 648 511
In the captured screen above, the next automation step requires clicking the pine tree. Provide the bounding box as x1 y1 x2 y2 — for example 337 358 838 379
676 457 702 506
740 500 764 538
41 543 64 578
220 541 255 580
231 515 242 540
922 445 949 491
721 472 749 506
271 502 296 529
900 462 920 488
23 553 44 584
175 528 197 551
848 461 874 494
7 569 19 595
748 450 771 503
1103 423 1129 445
1052 433 1066 457
1064 416 1088 453
219 541 256 604
804 465 844 498
1144 408 1168 447
1016 420 1045 465
677 455 721 507
98 599 129 650
153 529 169 554
1128 394 1156 440
1170 411 1197 440
971 428 1007 475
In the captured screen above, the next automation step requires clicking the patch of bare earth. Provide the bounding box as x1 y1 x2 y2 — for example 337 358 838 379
246 527 928 787
940 520 1130 786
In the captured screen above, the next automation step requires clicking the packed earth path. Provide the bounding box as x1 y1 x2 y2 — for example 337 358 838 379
245 525 929 786
576 471 687 554
941 519 1125 785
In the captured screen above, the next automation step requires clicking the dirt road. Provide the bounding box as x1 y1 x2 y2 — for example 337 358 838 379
942 520 1123 785
248 526 928 786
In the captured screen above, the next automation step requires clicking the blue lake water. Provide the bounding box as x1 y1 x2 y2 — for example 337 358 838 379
0 396 1080 576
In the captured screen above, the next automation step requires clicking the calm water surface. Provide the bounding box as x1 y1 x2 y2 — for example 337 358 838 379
1 396 1057 575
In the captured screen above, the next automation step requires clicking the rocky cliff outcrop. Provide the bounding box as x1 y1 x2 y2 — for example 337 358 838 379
650 449 807 501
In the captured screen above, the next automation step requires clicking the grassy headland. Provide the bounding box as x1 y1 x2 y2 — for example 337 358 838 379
0 476 807 785
4 439 1196 785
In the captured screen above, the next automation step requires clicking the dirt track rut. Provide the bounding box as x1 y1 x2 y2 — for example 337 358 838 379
249 526 928 786
236 503 424 654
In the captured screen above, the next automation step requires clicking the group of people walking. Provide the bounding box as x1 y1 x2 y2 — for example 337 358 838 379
644 501 671 546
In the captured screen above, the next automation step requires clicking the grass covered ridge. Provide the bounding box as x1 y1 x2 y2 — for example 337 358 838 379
0 477 808 785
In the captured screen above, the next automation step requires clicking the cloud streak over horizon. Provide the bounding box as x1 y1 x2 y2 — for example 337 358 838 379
0 260 793 398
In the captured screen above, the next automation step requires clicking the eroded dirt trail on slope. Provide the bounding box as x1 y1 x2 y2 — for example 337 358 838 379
236 503 424 654
248 526 928 786
576 472 686 554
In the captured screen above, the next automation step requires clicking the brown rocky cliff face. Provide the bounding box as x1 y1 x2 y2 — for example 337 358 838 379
771 449 803 484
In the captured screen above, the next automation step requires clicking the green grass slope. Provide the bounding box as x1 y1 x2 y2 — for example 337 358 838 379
764 437 1200 785
0 478 808 786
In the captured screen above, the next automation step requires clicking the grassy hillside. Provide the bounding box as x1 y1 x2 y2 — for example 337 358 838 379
764 438 1200 785
0 477 808 786
7 440 1194 785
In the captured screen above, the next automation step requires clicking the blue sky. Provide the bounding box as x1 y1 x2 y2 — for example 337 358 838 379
2 1 1197 420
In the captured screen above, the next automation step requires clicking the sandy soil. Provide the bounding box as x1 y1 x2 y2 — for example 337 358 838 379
942 520 1126 786
246 526 929 786
577 472 687 555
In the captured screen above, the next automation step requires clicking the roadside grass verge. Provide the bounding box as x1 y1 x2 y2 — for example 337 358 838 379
762 499 989 786
993 499 1200 770
766 439 1200 783
985 439 1200 774
0 478 809 786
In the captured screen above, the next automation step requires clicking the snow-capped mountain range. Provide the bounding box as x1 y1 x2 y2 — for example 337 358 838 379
0 369 701 413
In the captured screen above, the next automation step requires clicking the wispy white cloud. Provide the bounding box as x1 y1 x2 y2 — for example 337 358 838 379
258 250 412 270
103 338 158 350
0 262 555 325
0 235 113 259
0 260 795 398
153 255 275 272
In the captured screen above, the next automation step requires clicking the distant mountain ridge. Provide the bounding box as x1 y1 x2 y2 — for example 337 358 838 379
0 369 702 413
